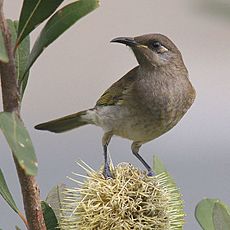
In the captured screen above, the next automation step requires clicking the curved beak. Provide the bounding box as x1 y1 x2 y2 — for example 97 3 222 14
110 37 138 47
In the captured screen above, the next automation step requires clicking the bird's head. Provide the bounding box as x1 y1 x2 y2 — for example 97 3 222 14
111 33 184 68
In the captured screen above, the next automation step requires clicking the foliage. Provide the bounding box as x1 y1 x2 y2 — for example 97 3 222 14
195 198 230 230
0 0 99 228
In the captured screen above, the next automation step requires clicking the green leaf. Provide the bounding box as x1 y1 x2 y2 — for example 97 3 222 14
7 19 30 98
42 201 60 230
15 226 21 230
195 198 216 230
153 155 185 230
17 0 64 45
153 155 177 188
153 155 167 174
0 168 19 213
213 201 230 230
46 184 66 221
0 112 37 175
0 29 9 63
6 19 17 51
15 21 30 98
23 0 99 78
195 198 230 230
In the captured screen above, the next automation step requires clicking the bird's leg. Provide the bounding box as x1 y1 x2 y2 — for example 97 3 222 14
102 132 113 179
131 142 154 176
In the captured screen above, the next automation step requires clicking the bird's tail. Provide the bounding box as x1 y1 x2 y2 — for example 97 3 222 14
35 110 91 133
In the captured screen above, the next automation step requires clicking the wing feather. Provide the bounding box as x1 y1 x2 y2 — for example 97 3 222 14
96 67 139 106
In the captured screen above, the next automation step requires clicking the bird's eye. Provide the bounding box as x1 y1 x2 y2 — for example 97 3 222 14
149 41 161 50
149 41 168 53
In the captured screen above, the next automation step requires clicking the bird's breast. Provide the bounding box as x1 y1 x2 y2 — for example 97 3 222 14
93 71 195 142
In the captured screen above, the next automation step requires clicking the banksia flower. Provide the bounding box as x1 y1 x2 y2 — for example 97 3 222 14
59 162 184 230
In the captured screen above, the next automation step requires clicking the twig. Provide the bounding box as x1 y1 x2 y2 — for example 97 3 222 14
0 1 46 229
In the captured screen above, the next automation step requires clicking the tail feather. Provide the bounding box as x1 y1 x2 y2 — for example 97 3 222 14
35 110 89 133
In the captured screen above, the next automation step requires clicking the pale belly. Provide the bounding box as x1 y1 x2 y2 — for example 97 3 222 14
93 105 183 143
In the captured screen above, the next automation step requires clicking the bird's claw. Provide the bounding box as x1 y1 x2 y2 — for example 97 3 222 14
103 166 113 179
147 170 154 177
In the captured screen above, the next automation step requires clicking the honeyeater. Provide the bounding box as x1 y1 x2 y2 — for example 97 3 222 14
35 33 196 178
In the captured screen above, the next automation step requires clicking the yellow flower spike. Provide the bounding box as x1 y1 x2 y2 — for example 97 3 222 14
60 162 185 230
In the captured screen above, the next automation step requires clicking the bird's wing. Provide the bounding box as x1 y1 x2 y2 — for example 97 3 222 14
96 66 139 106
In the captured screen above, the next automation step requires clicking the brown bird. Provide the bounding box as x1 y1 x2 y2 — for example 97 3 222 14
35 33 196 178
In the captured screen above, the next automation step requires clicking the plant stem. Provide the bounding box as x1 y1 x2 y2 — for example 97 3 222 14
0 1 46 229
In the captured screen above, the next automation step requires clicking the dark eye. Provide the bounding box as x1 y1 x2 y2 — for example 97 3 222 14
149 41 161 50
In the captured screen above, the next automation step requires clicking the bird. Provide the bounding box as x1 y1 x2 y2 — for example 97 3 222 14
35 33 196 179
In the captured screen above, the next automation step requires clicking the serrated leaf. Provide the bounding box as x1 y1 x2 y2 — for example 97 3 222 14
46 184 66 221
195 198 216 230
153 155 177 188
0 29 9 63
153 155 184 230
7 19 30 98
17 0 64 45
42 201 59 230
153 155 167 174
213 201 230 230
0 168 19 213
0 112 37 175
23 0 99 79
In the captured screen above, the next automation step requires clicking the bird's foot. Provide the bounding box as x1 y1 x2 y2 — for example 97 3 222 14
103 166 113 179
147 170 154 177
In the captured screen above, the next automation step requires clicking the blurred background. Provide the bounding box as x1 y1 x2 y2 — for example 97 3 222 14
1 0 230 229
